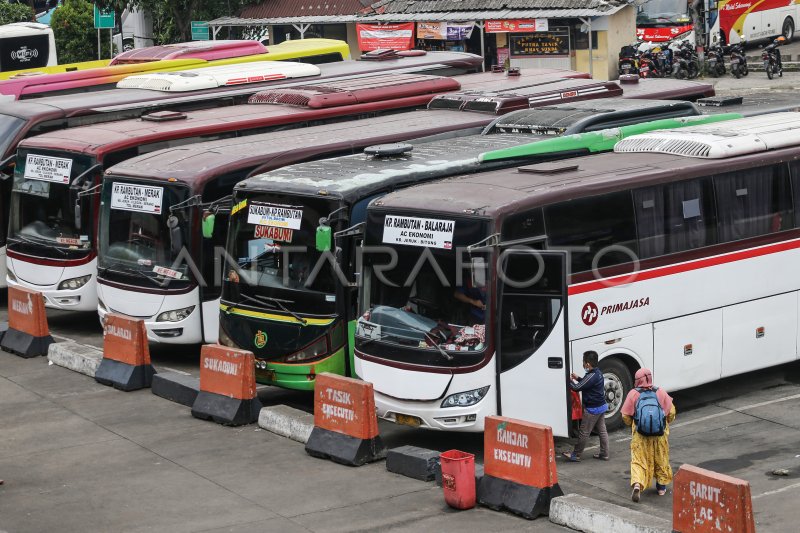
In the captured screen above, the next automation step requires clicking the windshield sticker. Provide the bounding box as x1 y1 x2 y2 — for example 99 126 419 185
356 321 381 340
382 215 454 249
247 202 302 230
231 198 248 216
254 225 293 242
24 154 73 184
137 258 152 266
56 237 82 246
111 183 164 214
153 265 182 279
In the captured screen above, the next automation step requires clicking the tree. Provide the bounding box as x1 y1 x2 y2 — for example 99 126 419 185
0 0 34 25
50 0 111 63
98 0 248 44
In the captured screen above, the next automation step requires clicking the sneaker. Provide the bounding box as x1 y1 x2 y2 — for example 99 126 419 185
656 482 667 496
593 453 610 461
631 483 641 502
561 452 580 462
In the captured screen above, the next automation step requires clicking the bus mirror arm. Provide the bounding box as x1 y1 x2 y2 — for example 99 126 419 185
167 215 183 256
0 154 15 180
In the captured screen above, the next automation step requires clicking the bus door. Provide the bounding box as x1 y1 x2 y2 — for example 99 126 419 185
497 249 570 436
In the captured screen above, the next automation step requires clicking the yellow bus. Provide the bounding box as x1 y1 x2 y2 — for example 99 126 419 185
0 38 350 84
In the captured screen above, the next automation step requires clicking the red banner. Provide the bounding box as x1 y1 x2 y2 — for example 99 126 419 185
486 19 548 33
636 24 693 42
356 23 414 51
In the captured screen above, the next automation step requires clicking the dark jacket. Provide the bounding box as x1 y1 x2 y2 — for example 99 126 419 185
569 367 606 409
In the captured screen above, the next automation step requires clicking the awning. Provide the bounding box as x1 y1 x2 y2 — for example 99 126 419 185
209 6 627 27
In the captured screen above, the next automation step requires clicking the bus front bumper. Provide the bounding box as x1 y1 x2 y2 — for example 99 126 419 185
374 390 493 433
255 346 347 391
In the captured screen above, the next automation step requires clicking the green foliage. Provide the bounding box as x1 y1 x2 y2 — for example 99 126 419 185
51 0 111 63
0 1 34 26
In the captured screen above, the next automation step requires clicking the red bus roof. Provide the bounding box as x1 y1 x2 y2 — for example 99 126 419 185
18 70 596 158
109 40 268 65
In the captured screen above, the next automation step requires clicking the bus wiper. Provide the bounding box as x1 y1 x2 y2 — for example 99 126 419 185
240 293 308 326
100 265 166 288
8 234 66 255
401 320 454 361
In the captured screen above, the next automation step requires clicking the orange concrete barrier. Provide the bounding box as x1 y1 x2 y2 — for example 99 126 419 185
477 416 563 519
0 286 53 358
95 314 156 391
305 372 387 466
673 464 755 533
191 344 262 426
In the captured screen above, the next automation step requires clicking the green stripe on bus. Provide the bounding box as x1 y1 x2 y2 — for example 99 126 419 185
477 113 744 163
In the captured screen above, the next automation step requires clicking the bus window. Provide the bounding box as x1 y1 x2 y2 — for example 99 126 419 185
544 191 637 273
498 251 565 372
789 161 800 227
501 209 545 243
634 178 716 259
715 164 792 243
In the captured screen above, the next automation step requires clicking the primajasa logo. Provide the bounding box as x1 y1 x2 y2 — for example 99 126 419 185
581 297 650 326
12 294 33 316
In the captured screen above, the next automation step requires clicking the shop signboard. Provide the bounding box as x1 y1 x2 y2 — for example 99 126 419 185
510 27 569 57
417 22 475 40
486 19 549 33
356 23 414 51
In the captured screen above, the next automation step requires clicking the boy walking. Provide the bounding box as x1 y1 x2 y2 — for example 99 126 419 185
562 351 609 462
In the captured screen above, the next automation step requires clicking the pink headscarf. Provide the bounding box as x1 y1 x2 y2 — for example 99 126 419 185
621 368 673 417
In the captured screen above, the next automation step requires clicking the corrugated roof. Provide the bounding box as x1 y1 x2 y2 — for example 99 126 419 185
367 0 625 15
211 5 626 26
240 0 371 19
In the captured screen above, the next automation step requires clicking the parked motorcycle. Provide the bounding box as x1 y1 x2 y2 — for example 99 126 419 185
729 42 748 78
670 40 699 79
763 36 786 79
637 42 666 78
706 44 726 77
618 44 638 75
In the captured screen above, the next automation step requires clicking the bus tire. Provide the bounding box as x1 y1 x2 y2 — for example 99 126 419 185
783 18 794 42
599 357 633 431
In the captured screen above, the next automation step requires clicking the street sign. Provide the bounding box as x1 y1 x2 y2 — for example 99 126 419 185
93 5 115 30
192 21 210 41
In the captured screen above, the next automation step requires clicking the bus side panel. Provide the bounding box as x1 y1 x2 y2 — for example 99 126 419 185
570 323 653 375
721 291 797 378
203 297 221 344
653 309 722 392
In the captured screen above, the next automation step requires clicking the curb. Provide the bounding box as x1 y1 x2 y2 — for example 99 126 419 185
549 494 671 533
47 341 102 378
258 404 314 443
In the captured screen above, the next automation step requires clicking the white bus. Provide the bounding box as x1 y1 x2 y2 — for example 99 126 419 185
354 112 800 435
0 22 56 73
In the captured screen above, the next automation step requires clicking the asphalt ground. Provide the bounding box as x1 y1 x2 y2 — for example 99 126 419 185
3 296 800 532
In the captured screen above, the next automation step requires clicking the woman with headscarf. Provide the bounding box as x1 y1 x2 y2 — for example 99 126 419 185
620 368 676 502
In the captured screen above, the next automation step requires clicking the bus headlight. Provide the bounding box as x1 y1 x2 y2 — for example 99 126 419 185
58 275 91 290
284 336 327 363
441 386 489 408
156 306 195 322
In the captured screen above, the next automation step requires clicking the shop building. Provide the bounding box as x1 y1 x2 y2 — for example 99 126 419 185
210 0 636 80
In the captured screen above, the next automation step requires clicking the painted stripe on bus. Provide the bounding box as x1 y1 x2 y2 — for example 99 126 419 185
568 237 800 296
219 305 335 326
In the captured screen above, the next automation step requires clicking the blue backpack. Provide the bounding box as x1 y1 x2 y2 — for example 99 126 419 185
634 387 666 436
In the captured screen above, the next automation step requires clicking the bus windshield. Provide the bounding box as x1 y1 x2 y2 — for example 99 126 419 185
356 212 490 368
0 114 24 157
8 150 95 259
223 192 338 316
637 0 690 25
98 180 192 289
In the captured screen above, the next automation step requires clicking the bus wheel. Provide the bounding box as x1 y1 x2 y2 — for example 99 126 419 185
783 18 795 42
600 358 633 431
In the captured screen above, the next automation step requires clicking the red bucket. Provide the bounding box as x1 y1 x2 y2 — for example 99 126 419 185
440 449 476 510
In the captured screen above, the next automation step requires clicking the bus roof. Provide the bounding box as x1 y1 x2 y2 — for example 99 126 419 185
0 22 50 37
618 77 714 100
116 61 321 92
369 113 800 219
109 40 267 65
614 112 800 158
0 51 486 119
17 72 601 156
231 99 704 200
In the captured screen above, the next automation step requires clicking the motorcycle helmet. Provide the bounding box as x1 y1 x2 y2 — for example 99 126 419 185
776 36 786 44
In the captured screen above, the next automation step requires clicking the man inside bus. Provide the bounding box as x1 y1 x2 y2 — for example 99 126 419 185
453 280 486 325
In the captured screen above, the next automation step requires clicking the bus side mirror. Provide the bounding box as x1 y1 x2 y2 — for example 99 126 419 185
167 215 183 255
202 211 215 239
316 225 332 252
73 193 82 231
471 257 487 288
